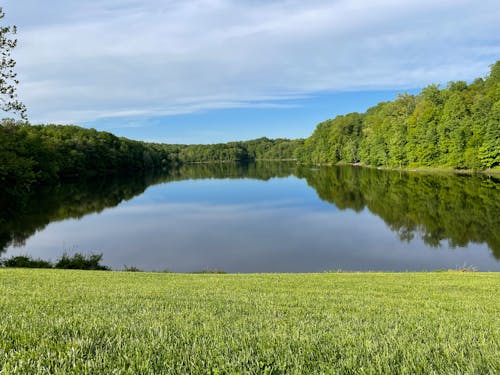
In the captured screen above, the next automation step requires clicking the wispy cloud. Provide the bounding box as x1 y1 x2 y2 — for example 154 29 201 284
4 0 500 124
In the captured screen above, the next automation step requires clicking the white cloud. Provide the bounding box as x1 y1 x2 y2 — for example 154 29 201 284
3 0 500 124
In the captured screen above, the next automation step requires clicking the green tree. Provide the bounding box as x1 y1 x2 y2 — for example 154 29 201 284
407 85 442 166
478 62 500 169
0 7 26 119
360 102 391 167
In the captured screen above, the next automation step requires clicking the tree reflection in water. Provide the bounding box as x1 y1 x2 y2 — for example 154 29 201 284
1 162 499 259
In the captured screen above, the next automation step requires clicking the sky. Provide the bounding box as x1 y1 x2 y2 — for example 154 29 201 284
3 0 500 143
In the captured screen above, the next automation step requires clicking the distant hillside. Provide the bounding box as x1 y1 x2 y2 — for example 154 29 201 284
0 121 302 199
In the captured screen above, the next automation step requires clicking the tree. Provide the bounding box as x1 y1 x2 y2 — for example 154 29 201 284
0 7 26 119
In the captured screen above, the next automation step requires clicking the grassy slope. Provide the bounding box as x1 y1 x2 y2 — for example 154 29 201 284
1 270 499 374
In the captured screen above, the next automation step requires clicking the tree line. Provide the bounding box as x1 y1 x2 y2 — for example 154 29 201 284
168 137 304 163
0 121 176 197
295 61 500 171
0 120 302 201
1 4 499 180
1 61 499 200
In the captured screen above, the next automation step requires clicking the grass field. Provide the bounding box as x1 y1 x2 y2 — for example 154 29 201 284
1 269 499 374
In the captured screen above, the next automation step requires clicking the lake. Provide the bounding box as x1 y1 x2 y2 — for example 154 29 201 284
2 162 499 272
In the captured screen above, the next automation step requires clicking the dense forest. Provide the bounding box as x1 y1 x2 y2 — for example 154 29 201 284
168 137 303 163
0 120 302 199
295 61 500 171
0 121 175 195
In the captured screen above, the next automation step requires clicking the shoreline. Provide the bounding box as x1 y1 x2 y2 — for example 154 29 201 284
181 159 500 176
299 161 500 176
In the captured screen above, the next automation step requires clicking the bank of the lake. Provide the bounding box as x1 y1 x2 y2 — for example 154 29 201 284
304 161 500 176
1 269 499 373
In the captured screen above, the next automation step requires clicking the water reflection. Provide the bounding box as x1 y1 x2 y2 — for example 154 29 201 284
2 162 499 271
0 172 165 253
0 162 295 254
297 166 500 258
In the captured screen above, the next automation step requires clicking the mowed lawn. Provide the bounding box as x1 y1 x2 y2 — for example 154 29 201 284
0 270 499 374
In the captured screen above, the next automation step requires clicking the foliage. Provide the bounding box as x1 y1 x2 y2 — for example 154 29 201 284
297 113 364 164
0 269 499 373
169 137 304 163
1 255 52 268
296 61 500 171
1 253 109 270
0 121 176 199
0 8 26 119
54 253 110 270
0 121 303 202
122 265 143 272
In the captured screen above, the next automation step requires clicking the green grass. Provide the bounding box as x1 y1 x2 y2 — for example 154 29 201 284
1 270 499 374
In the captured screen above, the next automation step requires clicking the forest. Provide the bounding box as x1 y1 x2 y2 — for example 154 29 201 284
0 120 302 199
0 122 175 197
1 61 499 202
168 137 303 163
295 61 500 170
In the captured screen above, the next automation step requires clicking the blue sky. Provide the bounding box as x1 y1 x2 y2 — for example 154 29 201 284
3 0 500 143
86 89 420 143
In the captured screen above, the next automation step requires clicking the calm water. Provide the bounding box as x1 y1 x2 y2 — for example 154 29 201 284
2 163 500 272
